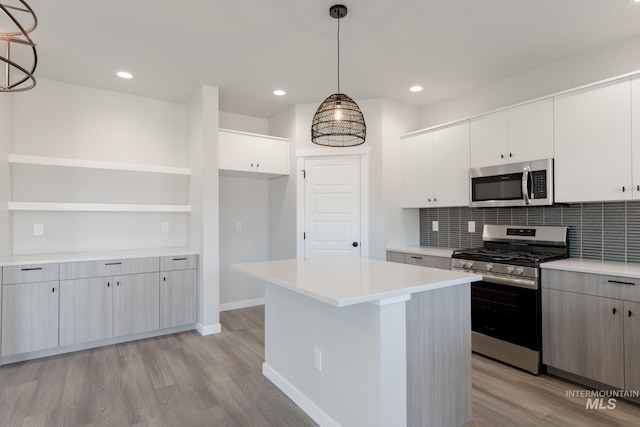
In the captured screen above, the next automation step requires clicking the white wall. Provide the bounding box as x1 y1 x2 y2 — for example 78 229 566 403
0 95 11 260
420 33 640 128
219 111 269 134
187 86 220 334
219 176 269 306
9 79 190 254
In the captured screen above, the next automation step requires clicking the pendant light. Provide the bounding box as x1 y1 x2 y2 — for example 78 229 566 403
1 0 38 92
311 4 366 147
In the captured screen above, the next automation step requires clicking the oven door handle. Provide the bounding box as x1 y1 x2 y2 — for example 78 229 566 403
482 273 538 290
522 166 531 205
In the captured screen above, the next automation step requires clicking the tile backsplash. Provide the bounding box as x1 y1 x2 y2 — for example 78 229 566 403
419 202 640 262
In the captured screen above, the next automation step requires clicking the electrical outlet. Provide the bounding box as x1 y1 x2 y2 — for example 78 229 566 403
468 221 476 233
161 222 169 233
432 220 439 232
236 221 243 231
33 223 44 236
314 347 322 372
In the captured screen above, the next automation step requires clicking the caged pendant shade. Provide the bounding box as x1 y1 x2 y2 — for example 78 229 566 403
0 0 38 92
311 4 366 147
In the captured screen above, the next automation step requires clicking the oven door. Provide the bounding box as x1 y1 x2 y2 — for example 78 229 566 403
471 279 541 351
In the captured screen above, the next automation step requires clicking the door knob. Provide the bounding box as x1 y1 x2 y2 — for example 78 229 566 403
352 242 359 247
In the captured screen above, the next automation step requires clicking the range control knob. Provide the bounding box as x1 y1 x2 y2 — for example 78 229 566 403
465 261 474 269
506 265 515 274
516 267 525 275
486 263 493 271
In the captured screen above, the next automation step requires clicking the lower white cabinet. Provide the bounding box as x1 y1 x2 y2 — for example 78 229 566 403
625 301 640 391
1 281 59 356
160 269 196 328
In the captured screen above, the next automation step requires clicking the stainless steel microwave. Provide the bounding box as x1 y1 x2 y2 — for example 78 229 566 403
469 158 554 208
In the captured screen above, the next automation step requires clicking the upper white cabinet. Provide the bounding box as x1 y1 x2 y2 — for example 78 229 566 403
631 75 640 196
554 78 632 203
218 129 289 177
470 99 553 168
402 122 470 208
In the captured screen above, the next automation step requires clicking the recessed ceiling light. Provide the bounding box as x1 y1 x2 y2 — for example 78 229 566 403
273 89 286 96
409 85 423 93
117 71 133 79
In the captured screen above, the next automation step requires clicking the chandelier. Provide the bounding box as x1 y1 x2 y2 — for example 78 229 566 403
311 4 366 147
1 0 38 92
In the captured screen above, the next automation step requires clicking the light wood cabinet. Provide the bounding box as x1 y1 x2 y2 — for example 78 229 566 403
113 272 160 336
59 277 113 346
1 281 59 356
160 269 196 328
624 300 640 391
386 251 451 270
554 77 632 203
469 99 553 168
402 122 469 208
219 129 289 177
542 288 624 388
542 268 640 390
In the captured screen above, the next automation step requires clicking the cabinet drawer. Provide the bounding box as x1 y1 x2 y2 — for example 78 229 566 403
542 269 640 302
60 257 159 280
2 263 59 284
160 255 198 271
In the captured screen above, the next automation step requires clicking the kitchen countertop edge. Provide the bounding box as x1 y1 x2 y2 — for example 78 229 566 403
542 258 640 278
386 246 455 258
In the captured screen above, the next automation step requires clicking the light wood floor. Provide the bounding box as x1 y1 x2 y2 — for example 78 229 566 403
0 305 639 427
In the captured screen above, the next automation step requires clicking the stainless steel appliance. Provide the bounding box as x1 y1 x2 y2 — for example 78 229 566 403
451 224 567 374
469 158 554 208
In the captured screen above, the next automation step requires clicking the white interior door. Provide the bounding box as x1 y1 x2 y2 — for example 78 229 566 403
304 156 361 258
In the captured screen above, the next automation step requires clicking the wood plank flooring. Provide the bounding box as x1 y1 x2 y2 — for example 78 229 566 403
0 305 639 426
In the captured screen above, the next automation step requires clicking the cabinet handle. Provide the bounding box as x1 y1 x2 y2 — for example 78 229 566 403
637 185 640 192
21 267 42 271
613 307 617 315
52 287 55 293
163 276 166 282
116 281 120 286
500 154 504 159
105 262 122 266
410 256 423 260
607 279 636 286
629 310 633 317
250 163 254 167
256 163 260 168
509 152 513 158
427 198 431 202
172 257 187 261
434 197 437 202
107 282 110 287
623 186 626 192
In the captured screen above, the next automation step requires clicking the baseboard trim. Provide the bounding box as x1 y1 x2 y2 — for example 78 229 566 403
262 363 341 427
197 322 221 336
220 298 265 312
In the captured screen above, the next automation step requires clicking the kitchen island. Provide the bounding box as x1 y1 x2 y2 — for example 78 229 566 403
232 257 481 427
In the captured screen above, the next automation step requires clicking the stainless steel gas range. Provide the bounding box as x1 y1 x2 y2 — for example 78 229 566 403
451 224 568 374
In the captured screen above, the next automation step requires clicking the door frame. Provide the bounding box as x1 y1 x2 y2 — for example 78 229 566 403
296 147 370 259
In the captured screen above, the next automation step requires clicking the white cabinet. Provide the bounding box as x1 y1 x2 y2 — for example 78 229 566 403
1 263 60 357
1 281 59 356
631 75 640 196
219 129 289 177
159 255 197 329
554 78 632 203
470 99 553 168
402 122 470 208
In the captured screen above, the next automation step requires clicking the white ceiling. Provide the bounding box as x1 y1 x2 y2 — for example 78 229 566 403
12 0 640 118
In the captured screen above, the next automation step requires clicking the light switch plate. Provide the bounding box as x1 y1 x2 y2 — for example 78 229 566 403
432 220 439 232
161 222 169 233
236 221 243 231
468 221 476 233
33 223 44 236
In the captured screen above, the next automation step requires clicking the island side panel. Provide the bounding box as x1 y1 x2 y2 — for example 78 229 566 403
406 283 472 427
264 283 406 427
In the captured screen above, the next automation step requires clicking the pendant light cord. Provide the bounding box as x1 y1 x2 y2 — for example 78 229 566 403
337 14 341 94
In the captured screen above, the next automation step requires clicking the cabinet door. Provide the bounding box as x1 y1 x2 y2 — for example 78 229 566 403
554 78 632 203
59 277 113 346
507 98 553 163
402 132 434 207
218 130 254 172
631 76 640 198
113 272 160 337
254 136 289 175
160 269 197 328
432 122 470 207
542 288 624 388
469 111 508 168
2 281 59 356
625 301 640 390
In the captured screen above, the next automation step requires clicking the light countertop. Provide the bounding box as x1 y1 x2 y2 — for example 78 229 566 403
542 258 640 279
386 246 456 257
0 247 198 267
232 257 481 307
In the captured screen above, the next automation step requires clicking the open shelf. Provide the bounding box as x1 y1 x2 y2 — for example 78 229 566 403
8 202 191 213
8 154 191 176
